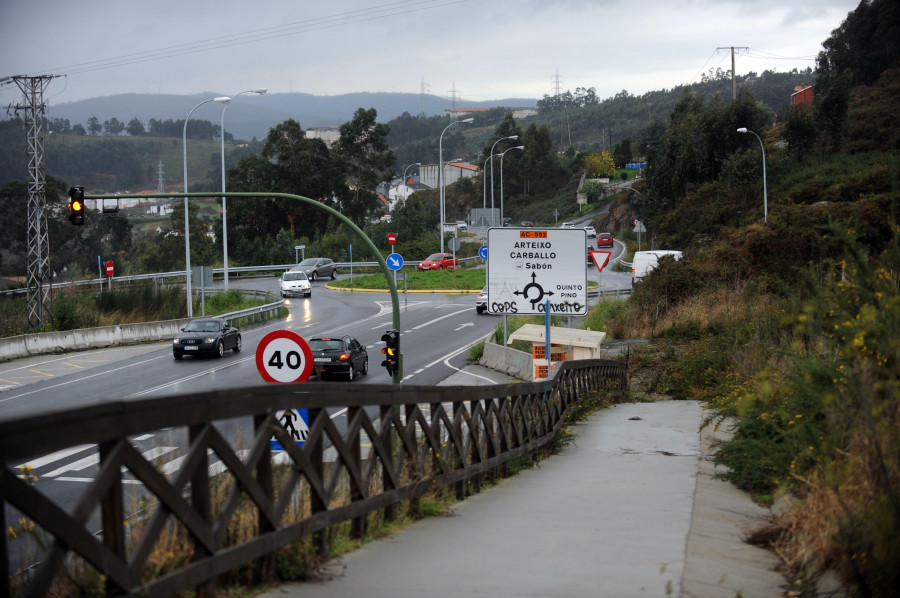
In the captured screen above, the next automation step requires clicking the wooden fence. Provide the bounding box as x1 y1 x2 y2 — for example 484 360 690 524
0 359 626 597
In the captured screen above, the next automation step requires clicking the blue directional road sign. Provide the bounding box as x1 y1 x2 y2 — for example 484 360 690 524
387 253 404 271
479 245 488 260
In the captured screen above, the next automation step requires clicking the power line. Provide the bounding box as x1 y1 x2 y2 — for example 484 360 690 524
18 0 466 79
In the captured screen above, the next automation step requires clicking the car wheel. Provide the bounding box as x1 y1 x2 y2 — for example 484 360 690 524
477 306 485 314
439 265 444 270
361 357 368 375
311 271 318 282
173 352 182 360
215 341 224 358
348 365 355 382
330 269 337 280
306 291 312 298
233 335 242 353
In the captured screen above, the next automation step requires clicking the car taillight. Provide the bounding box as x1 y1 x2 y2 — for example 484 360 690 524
339 353 350 361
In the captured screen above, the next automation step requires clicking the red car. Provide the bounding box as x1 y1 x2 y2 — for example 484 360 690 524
417 252 459 271
597 232 614 248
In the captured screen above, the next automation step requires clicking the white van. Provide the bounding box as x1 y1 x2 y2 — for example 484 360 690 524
632 250 683 285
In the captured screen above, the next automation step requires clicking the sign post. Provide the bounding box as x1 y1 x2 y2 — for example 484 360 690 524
256 329 314 449
105 260 114 290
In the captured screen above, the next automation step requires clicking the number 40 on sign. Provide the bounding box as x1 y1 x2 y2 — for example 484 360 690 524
255 329 314 449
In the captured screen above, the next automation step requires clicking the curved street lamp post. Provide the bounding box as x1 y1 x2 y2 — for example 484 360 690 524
400 162 420 203
499 145 525 225
438 118 473 254
737 127 767 222
183 96 230 318
220 89 267 290
490 135 518 226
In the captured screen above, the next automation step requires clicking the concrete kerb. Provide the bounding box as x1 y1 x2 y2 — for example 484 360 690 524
324 283 481 294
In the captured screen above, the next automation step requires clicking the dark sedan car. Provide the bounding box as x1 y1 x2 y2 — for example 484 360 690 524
308 335 368 381
173 318 241 359
295 257 338 282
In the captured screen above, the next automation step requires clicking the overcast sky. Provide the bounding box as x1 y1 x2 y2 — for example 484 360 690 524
1 0 859 109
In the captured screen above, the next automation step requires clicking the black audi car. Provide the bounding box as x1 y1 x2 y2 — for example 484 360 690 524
173 318 241 359
308 335 368 381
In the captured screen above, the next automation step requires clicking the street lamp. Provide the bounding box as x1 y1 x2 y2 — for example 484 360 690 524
183 96 230 318
499 145 525 225
220 88 267 290
737 127 767 222
482 154 492 215
439 117 474 254
400 162 420 202
490 135 518 226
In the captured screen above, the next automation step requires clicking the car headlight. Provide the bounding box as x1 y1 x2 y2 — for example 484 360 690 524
205 337 216 343
173 338 180 344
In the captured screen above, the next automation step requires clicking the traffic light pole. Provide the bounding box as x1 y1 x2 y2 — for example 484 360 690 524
87 192 403 383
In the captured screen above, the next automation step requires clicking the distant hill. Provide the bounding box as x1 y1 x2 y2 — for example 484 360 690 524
45 92 539 141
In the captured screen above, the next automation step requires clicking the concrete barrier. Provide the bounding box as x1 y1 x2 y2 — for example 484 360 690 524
480 337 534 381
0 298 284 362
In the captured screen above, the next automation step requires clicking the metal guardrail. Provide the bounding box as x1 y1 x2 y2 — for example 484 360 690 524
1 258 483 296
0 359 626 597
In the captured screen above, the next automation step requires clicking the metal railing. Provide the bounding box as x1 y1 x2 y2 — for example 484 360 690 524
0 258 482 296
0 359 626 597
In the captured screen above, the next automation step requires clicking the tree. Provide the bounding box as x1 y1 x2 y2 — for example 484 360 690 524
584 151 616 179
333 108 396 225
227 119 346 249
72 123 86 136
103 117 124 136
126 118 145 137
612 139 633 167
86 116 102 136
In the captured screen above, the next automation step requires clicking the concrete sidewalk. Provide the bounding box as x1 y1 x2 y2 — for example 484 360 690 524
256 373 789 598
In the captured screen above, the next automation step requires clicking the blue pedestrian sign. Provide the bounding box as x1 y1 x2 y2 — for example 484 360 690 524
271 408 309 450
387 253 404 271
479 245 488 260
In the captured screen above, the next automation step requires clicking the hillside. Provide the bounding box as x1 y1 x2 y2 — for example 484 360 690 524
1 70 815 193
43 91 538 142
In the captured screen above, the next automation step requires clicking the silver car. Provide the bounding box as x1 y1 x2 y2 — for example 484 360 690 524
295 257 337 282
280 270 311 298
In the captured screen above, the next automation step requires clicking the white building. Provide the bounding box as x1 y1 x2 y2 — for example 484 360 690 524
418 161 480 189
305 126 340 146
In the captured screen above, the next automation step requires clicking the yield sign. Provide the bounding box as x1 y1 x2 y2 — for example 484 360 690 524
588 251 612 273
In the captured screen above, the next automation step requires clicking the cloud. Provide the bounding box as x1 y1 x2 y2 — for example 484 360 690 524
0 0 859 106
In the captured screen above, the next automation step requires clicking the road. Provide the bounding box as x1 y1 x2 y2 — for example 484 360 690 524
0 244 631 577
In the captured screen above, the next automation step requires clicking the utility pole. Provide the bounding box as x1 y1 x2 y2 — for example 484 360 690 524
717 46 749 101
5 75 60 329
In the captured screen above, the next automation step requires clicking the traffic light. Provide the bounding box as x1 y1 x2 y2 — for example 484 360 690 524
380 330 400 377
67 186 85 225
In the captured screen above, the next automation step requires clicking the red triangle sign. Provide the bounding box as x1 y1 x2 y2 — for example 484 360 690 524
589 251 612 272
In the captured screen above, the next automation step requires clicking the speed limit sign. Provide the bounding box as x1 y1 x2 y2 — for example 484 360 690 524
256 329 314 383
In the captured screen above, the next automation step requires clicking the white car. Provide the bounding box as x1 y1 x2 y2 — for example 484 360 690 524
560 222 576 229
456 220 468 231
280 270 312 298
583 226 597 237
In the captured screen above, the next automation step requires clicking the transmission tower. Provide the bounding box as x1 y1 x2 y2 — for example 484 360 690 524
447 82 460 114
419 77 430 116
156 160 166 193
7 75 60 329
552 69 567 151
